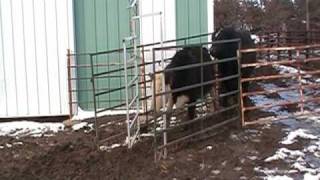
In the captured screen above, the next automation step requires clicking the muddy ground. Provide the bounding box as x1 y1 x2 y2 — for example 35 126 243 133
0 119 288 180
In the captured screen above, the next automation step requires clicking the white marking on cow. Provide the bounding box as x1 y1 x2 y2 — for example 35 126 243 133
175 95 190 110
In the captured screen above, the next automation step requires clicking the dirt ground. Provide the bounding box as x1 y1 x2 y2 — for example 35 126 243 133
0 118 289 180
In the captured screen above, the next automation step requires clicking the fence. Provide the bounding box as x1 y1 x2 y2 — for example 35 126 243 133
255 31 320 48
67 30 320 159
67 33 217 146
240 44 320 126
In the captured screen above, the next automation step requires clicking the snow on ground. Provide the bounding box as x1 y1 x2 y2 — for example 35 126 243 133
0 119 95 137
71 107 142 121
281 129 317 145
99 143 122 152
0 121 64 137
250 64 320 179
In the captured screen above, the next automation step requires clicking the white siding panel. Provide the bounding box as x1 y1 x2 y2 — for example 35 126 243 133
139 0 176 45
12 0 28 115
0 0 74 118
208 0 214 41
23 0 40 115
0 2 6 115
34 0 51 115
1 0 17 116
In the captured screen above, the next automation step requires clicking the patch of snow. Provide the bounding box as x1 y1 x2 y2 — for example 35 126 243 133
281 129 317 145
305 145 318 153
0 121 64 137
206 145 213 150
234 167 242 171
211 170 220 175
240 158 246 163
273 65 305 75
221 160 227 166
230 134 240 141
304 173 320 180
6 143 12 148
291 162 319 174
99 143 122 151
84 124 94 133
264 148 304 162
140 133 154 137
247 156 258 161
255 167 298 179
72 107 142 121
249 94 288 116
265 175 293 180
12 142 23 145
72 122 88 131
251 34 260 44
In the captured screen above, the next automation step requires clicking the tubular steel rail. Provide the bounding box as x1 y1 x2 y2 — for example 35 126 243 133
239 44 320 126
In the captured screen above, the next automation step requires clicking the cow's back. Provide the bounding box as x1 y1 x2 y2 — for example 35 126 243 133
165 47 214 101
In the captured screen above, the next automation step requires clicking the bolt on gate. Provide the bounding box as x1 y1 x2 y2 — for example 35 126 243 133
239 44 320 126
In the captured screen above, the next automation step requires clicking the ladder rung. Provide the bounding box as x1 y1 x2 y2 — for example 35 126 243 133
127 57 137 64
128 75 138 87
132 12 162 20
129 113 139 129
128 94 138 109
123 36 137 42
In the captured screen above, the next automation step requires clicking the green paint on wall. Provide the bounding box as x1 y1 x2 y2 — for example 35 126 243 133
176 0 208 45
74 0 134 110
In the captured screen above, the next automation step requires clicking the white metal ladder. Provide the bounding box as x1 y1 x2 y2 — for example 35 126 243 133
123 2 164 148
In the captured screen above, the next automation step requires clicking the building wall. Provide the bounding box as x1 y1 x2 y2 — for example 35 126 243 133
74 0 214 111
73 0 133 110
0 0 214 117
0 0 74 117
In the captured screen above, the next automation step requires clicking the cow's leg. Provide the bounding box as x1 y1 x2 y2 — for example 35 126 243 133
209 87 218 112
176 95 193 131
187 102 197 132
154 73 163 114
165 85 174 128
175 95 189 113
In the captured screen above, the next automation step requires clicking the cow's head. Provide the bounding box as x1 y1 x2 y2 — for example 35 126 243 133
210 27 239 59
209 28 223 58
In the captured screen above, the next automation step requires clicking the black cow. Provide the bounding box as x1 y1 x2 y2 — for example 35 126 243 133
210 27 256 106
154 46 215 126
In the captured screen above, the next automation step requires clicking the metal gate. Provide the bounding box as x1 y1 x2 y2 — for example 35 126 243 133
239 44 320 126
90 3 165 148
152 39 242 160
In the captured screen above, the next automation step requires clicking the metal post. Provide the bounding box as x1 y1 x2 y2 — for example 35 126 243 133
123 41 131 148
159 12 167 159
237 42 245 127
90 54 99 146
141 47 148 127
67 49 73 120
306 0 310 33
152 48 158 162
297 50 304 113
200 46 204 130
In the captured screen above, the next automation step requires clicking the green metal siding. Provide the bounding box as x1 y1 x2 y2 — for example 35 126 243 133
176 0 208 44
74 0 131 110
